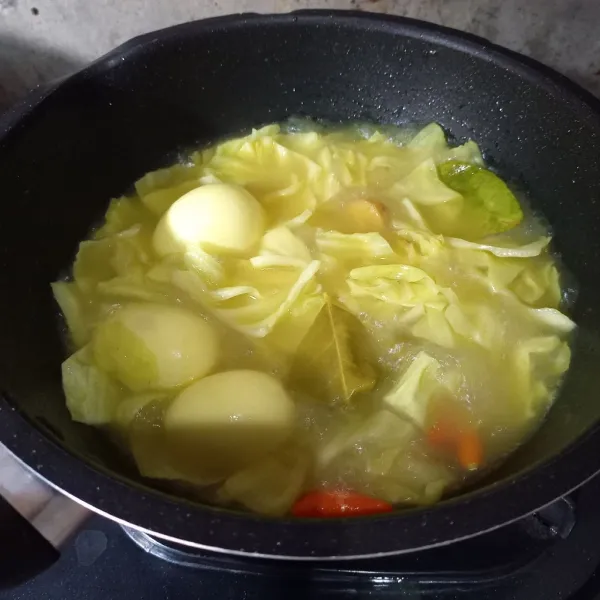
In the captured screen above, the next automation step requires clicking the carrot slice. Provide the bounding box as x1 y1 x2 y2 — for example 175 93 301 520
457 430 483 471
292 490 393 518
427 417 459 447
427 416 484 472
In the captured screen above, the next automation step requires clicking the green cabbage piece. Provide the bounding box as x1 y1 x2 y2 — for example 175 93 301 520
511 336 571 418
67 220 184 349
527 308 576 333
73 239 116 293
407 123 484 167
73 226 153 293
394 159 463 206
344 264 463 347
317 410 415 468
317 407 455 506
315 230 395 261
347 264 444 307
204 126 323 202
135 163 203 197
383 351 441 427
437 161 523 237
394 228 444 261
261 178 317 227
511 262 561 307
95 196 154 238
202 126 324 225
254 226 312 268
171 259 323 339
412 306 456 347
96 274 175 304
366 447 456 505
134 162 204 215
439 140 484 166
449 239 563 311
92 313 159 392
447 236 550 258
51 281 90 347
140 181 200 216
408 123 447 154
343 258 564 351
392 199 430 230
342 264 455 347
61 347 122 425
217 445 310 516
182 248 225 285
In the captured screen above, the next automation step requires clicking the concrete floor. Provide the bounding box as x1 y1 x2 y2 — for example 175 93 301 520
0 0 599 111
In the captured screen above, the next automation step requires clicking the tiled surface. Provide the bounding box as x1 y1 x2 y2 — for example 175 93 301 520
0 0 599 111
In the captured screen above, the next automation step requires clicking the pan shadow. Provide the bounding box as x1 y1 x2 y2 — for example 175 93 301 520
0 34 84 113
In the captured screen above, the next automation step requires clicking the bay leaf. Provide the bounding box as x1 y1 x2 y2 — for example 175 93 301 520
289 295 377 403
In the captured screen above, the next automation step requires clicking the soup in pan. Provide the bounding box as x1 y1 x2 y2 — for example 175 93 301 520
52 122 575 517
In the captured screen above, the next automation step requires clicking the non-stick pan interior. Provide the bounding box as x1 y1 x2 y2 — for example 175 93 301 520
1 13 600 499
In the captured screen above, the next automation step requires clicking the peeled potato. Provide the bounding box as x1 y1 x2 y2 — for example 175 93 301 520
153 183 265 256
92 303 219 392
164 370 296 479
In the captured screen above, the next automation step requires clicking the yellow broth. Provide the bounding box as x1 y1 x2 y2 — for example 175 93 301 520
52 122 574 516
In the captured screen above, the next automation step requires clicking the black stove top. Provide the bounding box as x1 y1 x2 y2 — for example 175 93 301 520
5 475 600 600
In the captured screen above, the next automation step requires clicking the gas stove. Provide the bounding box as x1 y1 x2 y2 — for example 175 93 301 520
5 474 600 600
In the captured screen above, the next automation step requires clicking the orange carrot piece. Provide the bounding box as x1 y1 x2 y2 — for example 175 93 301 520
427 415 484 472
427 415 461 447
457 430 483 471
292 490 393 518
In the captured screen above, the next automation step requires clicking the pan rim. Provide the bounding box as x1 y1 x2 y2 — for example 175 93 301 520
1 9 599 559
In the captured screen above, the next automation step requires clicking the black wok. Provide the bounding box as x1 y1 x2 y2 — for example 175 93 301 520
1 10 600 569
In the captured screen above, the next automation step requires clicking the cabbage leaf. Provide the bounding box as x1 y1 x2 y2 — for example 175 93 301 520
95 196 154 238
447 236 550 258
51 281 90 347
317 410 415 468
315 230 395 260
394 159 463 206
383 351 441 427
62 347 122 425
512 336 571 418
218 444 311 516
255 226 312 267
171 259 322 339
